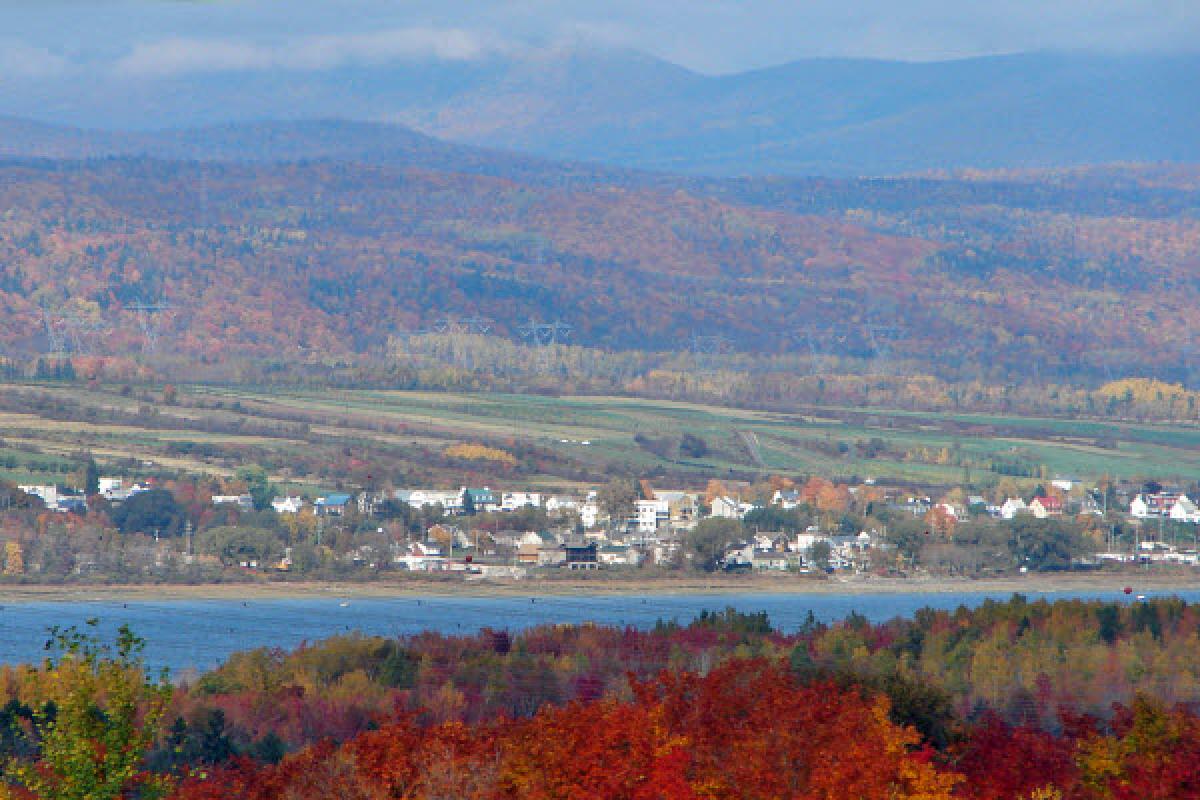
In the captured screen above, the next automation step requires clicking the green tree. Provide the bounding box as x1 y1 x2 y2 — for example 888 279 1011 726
807 540 833 570
1 623 173 800
110 489 185 536
196 526 281 567
1007 517 1087 570
685 517 744 571
235 465 275 512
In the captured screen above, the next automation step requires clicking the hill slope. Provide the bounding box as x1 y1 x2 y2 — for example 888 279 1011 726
4 50 1197 175
0 156 1197 387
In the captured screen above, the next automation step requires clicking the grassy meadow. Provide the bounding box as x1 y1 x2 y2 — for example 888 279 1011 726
1 381 1198 492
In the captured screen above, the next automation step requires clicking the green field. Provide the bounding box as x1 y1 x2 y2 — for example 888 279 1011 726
2 382 1199 492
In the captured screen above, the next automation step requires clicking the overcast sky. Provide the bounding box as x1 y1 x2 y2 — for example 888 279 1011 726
1 0 1197 79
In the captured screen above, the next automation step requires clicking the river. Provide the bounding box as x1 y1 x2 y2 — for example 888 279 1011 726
0 588 1191 675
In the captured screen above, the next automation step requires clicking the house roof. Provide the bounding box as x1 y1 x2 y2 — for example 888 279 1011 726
320 493 352 505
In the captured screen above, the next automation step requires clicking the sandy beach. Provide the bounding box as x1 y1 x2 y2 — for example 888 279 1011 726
0 572 1196 603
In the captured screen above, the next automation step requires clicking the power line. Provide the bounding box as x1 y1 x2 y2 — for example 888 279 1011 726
128 300 176 355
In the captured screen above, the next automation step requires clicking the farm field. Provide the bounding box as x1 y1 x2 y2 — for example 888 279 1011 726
2 381 1199 492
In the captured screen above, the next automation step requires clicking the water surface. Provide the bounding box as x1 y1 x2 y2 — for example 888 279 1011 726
0 588 1190 674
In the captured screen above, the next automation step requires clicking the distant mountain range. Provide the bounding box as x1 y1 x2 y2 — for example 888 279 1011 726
2 49 1197 175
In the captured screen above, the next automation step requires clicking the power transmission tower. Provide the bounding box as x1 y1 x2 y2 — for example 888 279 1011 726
128 300 175 355
430 316 491 336
519 319 572 372
428 315 492 370
63 315 108 356
40 309 69 356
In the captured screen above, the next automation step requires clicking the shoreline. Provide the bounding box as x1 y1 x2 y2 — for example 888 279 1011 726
1 573 1198 603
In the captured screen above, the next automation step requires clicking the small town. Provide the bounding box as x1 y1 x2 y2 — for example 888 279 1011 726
4 465 1198 582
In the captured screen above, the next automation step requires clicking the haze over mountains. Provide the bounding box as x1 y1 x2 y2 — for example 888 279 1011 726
2 48 1198 175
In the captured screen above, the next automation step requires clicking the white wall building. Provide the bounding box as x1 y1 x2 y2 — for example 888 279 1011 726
501 492 543 512
272 496 305 514
1000 498 1028 520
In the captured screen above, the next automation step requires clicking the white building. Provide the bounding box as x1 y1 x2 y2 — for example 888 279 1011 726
1170 496 1200 523
392 541 447 571
711 495 755 519
1000 497 1028 520
580 492 601 529
97 477 123 494
271 496 304 514
772 488 802 509
394 489 463 514
212 494 255 510
501 492 543 512
1131 492 1181 519
18 485 58 507
635 498 669 534
544 496 580 514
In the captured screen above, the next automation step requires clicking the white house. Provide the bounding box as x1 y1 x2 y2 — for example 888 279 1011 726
501 492 543 512
1131 492 1181 519
1170 496 1200 523
635 498 669 534
772 488 802 509
544 496 580 514
212 494 255 510
392 541 446 571
580 492 601 529
1052 477 1080 493
1000 498 1028 520
711 495 754 519
18 485 58 507
271 496 304 514
97 477 123 494
395 489 463 514
598 545 642 566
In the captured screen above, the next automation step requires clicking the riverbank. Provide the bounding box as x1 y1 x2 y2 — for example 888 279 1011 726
0 571 1196 603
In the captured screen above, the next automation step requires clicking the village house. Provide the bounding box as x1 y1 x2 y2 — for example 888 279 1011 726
461 487 498 514
212 494 255 510
102 481 150 505
1000 497 1028 519
1029 495 1065 518
500 491 543 511
544 495 580 514
1169 496 1200 523
392 541 446 571
394 489 463 514
772 488 802 509
634 498 668 534
711 495 755 520
561 540 599 569
598 544 642 566
656 490 700 525
315 492 353 516
1131 492 1182 519
271 496 305 514
579 493 601 529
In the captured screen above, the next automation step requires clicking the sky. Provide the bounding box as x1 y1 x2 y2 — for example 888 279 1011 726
1 0 1197 79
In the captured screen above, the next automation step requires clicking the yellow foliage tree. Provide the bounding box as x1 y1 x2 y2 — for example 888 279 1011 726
443 443 517 467
1 623 173 800
2 541 22 576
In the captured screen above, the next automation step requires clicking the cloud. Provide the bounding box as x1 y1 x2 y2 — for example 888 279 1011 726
113 27 514 77
0 41 71 78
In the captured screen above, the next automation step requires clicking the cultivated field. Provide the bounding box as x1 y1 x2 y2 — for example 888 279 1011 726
2 381 1199 492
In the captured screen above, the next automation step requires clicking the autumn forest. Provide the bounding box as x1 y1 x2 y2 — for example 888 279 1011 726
2 153 1198 415
7 597 1200 798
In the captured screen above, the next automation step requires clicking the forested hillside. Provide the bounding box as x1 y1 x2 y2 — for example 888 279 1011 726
1 153 1197 394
